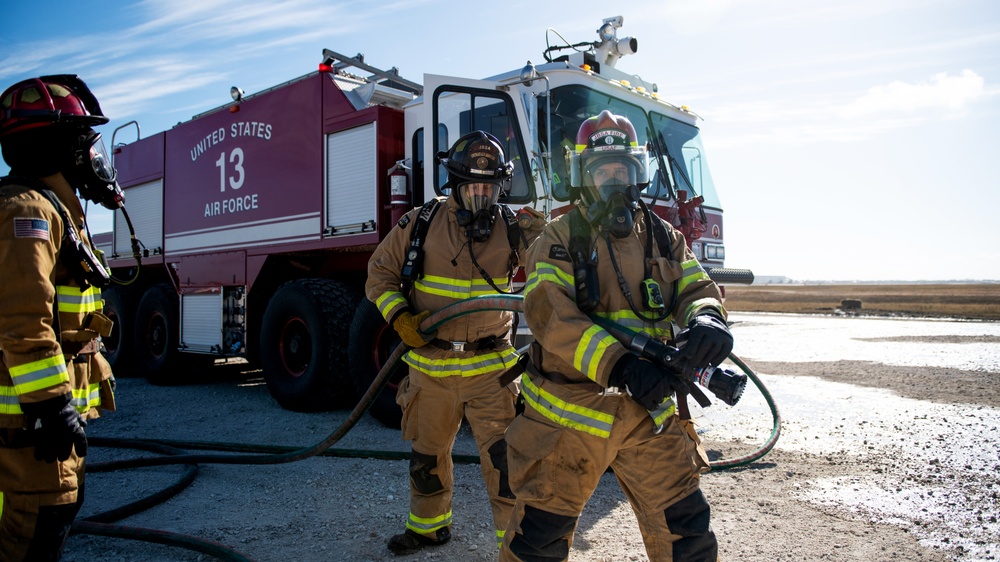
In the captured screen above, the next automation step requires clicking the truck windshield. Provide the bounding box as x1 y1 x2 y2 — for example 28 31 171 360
649 111 721 209
541 86 720 209
541 85 648 202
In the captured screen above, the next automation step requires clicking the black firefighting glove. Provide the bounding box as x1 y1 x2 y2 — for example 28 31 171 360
609 354 687 411
677 313 734 370
21 393 88 463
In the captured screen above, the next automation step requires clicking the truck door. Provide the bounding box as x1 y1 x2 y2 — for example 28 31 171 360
421 75 534 206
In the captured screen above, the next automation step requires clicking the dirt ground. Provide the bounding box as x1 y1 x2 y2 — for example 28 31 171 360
60 318 999 562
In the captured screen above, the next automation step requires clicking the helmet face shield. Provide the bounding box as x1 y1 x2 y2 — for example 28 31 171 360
70 130 124 210
571 149 649 207
457 181 500 215
87 133 116 183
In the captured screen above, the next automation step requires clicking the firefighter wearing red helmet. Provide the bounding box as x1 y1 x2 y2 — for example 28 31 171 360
0 75 121 561
500 110 733 561
366 130 545 555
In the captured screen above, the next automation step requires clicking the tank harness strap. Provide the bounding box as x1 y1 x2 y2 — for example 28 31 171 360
399 198 443 296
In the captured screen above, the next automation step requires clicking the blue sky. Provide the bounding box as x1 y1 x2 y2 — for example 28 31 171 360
3 0 998 281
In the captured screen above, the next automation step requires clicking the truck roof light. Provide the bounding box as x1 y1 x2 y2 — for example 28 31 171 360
318 62 334 73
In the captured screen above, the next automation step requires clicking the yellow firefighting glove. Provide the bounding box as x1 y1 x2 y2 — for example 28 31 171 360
392 310 434 348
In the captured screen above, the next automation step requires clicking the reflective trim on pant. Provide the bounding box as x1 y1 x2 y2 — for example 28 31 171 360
396 368 516 538
501 389 710 561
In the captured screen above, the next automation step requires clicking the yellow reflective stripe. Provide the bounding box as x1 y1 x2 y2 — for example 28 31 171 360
56 285 103 313
0 385 22 414
1 491 4 522
676 259 710 295
593 310 673 338
521 374 613 438
414 274 509 299
649 397 677 428
573 325 617 382
70 383 102 413
9 355 69 394
403 347 519 377
375 291 408 320
406 510 453 533
682 298 724 327
525 261 575 298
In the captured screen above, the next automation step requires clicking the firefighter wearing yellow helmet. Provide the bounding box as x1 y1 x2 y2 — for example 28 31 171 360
0 75 121 561
500 110 733 561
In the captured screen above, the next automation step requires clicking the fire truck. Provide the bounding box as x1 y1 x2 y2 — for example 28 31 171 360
99 16 753 425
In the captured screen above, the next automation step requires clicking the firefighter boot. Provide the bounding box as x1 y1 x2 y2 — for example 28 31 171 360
387 527 451 555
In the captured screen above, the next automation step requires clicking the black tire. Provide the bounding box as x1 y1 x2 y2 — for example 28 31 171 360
348 298 404 428
101 285 137 375
259 279 361 412
133 283 182 385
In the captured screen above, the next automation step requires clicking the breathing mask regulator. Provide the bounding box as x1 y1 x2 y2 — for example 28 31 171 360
438 131 513 243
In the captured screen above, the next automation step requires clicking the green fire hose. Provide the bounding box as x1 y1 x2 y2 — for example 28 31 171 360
80 293 780 559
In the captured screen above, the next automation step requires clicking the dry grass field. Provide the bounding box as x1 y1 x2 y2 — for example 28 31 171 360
723 283 1000 321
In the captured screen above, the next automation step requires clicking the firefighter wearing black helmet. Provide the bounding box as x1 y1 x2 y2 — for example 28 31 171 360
365 130 546 555
0 75 122 561
500 110 733 561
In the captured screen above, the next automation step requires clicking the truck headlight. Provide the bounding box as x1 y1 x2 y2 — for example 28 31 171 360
704 244 725 260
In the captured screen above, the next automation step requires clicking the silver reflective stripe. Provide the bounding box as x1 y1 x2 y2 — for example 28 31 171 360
10 363 65 388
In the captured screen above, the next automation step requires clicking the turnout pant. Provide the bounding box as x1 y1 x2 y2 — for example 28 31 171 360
396 368 517 546
500 379 716 562
0 430 85 561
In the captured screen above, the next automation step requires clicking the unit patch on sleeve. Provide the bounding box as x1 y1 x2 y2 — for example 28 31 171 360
397 215 411 229
14 217 50 240
548 244 571 262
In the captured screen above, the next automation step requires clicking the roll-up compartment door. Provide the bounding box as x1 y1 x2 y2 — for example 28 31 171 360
325 122 377 235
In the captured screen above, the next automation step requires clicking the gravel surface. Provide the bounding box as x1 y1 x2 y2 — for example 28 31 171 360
61 313 1000 561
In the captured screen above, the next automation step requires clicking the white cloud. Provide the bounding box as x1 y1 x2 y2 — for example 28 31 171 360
840 70 985 118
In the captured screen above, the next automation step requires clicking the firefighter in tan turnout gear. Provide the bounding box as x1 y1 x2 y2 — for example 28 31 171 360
500 111 733 562
366 131 545 555
0 75 123 561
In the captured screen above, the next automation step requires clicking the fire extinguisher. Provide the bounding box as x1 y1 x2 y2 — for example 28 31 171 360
388 159 411 225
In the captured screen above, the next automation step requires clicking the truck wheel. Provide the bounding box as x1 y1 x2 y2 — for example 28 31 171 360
348 298 404 428
101 285 137 375
260 279 360 412
133 283 181 385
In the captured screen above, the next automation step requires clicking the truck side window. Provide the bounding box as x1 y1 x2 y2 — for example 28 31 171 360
431 87 532 204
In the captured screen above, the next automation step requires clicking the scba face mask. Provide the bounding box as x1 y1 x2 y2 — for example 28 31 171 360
67 129 124 210
456 181 500 242
582 159 641 238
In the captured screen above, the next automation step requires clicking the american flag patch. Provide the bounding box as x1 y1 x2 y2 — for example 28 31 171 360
14 217 50 240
